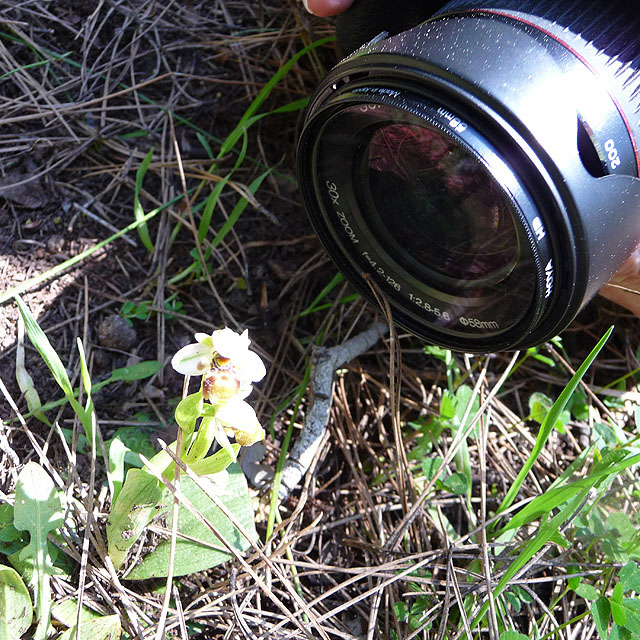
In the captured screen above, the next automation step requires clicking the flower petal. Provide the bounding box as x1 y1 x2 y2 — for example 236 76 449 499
236 349 266 382
211 327 251 359
213 419 237 461
195 332 213 347
215 398 260 431
235 425 265 447
171 343 211 376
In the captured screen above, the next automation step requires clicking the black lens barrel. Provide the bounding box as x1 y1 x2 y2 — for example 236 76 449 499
300 0 640 352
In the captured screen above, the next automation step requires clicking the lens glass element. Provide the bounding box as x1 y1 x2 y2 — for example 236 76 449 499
308 99 543 343
366 123 519 285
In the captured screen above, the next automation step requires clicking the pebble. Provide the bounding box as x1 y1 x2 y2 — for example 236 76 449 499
97 314 137 351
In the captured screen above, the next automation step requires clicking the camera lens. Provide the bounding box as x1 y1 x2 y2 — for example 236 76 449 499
298 0 640 352
364 123 519 284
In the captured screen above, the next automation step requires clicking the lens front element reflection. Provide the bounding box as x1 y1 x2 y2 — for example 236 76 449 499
366 123 519 286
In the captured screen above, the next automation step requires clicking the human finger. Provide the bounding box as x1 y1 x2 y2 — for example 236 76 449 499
599 247 640 317
303 0 355 17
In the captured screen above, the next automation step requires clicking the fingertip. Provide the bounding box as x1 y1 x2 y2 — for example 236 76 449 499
304 0 355 17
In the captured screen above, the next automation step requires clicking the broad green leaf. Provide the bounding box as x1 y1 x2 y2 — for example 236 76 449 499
528 391 569 432
620 598 640 634
109 360 162 381
591 597 611 640
620 562 640 593
499 631 528 640
0 563 32 640
421 456 443 482
607 512 636 546
12 463 64 640
394 601 409 622
612 599 627 627
133 148 155 251
58 614 121 640
609 624 634 640
576 583 600 601
53 597 121 639
124 463 257 579
0 504 27 556
106 468 164 570
439 472 468 496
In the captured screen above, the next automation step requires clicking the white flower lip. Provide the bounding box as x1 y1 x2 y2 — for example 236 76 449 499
171 328 266 387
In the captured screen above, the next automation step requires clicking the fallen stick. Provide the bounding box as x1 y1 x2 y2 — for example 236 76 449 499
278 321 389 500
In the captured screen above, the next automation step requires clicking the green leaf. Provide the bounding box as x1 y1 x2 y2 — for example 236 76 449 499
133 148 155 251
187 445 238 476
58 614 121 640
612 600 627 627
0 563 33 640
394 601 409 622
53 597 121 639
123 463 258 579
620 598 640 635
591 597 611 640
110 360 162 381
607 512 636 546
529 391 553 423
576 583 600 601
12 462 64 640
298 273 345 318
211 169 271 248
108 437 130 504
106 467 165 570
15 314 50 426
0 505 27 556
496 451 640 534
495 327 613 518
620 562 640 593
15 296 74 398
499 632 529 640
609 624 634 640
175 392 204 435
439 472 468 496
421 456 443 481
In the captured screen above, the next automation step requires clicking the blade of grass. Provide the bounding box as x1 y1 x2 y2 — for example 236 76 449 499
133 149 155 252
198 130 248 242
494 326 613 521
211 169 272 248
299 273 345 317
472 449 640 631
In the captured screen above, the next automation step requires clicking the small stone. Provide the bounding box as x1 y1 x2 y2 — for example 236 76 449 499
97 315 137 351
46 234 65 254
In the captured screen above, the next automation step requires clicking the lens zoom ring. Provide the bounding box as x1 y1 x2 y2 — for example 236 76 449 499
439 0 640 116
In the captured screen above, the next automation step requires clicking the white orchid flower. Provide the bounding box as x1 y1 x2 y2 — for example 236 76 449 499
171 328 266 404
191 398 265 462
215 397 265 446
